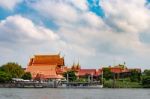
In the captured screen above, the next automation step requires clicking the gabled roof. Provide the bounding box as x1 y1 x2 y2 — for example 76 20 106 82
96 69 103 76
28 54 64 66
78 69 97 76
109 67 122 73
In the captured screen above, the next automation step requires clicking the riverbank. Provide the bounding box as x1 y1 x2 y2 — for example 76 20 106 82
0 82 56 88
103 80 143 88
0 83 148 88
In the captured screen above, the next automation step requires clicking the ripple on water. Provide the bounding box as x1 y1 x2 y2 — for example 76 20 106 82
0 88 149 99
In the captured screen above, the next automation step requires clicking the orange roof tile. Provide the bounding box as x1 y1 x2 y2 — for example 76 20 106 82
28 54 64 66
78 69 97 76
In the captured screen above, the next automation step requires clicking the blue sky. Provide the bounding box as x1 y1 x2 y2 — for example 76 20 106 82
0 0 150 70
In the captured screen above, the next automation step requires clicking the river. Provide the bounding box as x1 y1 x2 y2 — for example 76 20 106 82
0 88 149 99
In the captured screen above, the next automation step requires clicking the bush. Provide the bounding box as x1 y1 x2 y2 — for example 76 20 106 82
0 62 24 78
22 72 32 80
0 71 11 83
63 70 77 82
142 76 150 88
103 79 142 88
130 69 141 82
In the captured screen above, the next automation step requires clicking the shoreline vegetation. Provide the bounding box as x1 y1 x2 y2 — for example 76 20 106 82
0 62 150 88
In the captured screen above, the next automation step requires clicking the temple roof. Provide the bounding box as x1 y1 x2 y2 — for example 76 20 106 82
78 69 97 76
29 54 64 66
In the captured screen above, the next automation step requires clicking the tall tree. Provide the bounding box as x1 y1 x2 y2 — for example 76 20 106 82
130 69 141 82
0 71 11 83
103 68 113 80
63 70 77 82
0 62 24 78
21 72 32 80
142 69 150 88
143 69 150 76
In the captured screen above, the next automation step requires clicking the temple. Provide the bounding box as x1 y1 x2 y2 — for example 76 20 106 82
26 54 65 80
25 54 141 81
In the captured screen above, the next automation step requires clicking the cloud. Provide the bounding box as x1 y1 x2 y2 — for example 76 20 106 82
0 15 59 44
30 0 150 55
26 0 150 68
101 0 150 33
100 0 150 53
1 0 150 69
0 0 22 10
0 14 68 66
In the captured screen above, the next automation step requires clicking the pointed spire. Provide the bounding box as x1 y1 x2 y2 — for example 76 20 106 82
71 62 75 70
72 62 75 66
76 61 81 70
77 61 80 67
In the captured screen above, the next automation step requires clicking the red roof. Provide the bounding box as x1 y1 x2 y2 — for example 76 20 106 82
96 69 102 76
109 67 122 73
103 67 130 73
78 69 97 76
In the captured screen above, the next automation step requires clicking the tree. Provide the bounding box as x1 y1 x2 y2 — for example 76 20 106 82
103 68 113 80
22 72 32 80
63 70 77 82
0 71 11 83
130 69 141 82
0 62 24 78
142 69 150 88
143 69 150 76
142 76 150 88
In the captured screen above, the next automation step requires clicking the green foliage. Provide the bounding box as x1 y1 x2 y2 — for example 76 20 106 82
118 64 127 69
130 69 141 82
0 62 24 78
142 76 150 85
143 69 150 76
21 72 32 80
75 78 87 82
63 70 77 82
0 71 11 83
103 79 142 88
103 68 113 80
142 69 150 88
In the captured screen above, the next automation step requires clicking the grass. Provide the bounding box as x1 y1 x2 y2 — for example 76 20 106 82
104 79 142 88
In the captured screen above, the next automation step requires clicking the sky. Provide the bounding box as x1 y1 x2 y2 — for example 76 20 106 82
0 0 150 70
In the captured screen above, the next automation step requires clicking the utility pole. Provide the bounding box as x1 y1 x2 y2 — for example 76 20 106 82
113 73 116 88
88 75 90 83
91 73 93 83
101 71 103 86
67 73 69 83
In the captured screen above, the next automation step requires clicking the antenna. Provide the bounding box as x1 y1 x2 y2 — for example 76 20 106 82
113 58 116 66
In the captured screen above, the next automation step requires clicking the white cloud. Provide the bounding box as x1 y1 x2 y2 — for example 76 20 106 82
27 0 150 69
102 0 150 32
0 15 59 43
1 0 150 69
0 0 22 10
0 15 68 67
100 0 150 53
32 0 79 24
70 0 88 11
30 0 150 55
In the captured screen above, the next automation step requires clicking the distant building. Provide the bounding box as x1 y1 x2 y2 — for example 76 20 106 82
102 65 141 79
